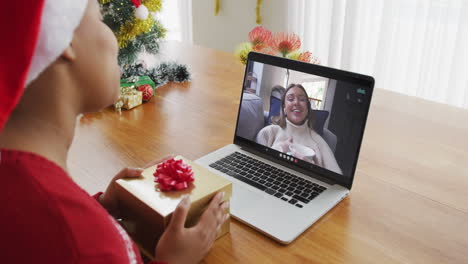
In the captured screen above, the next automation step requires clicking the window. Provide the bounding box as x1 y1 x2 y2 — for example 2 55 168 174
302 79 328 110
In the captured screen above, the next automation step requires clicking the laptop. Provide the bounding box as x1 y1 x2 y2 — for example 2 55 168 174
196 52 374 244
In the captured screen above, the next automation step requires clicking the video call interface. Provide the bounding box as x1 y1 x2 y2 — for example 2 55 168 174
236 61 371 178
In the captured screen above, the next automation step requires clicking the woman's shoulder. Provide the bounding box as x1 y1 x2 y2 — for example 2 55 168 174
256 125 283 145
0 149 68 182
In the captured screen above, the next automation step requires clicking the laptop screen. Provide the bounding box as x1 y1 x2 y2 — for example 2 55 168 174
234 52 374 188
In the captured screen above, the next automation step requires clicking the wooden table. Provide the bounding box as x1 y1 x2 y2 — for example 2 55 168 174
69 41 468 263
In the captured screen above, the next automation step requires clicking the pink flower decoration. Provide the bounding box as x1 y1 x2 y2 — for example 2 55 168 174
249 26 272 47
252 43 269 52
269 32 301 57
298 51 312 63
257 46 276 56
236 26 319 65
153 158 195 191
309 55 320 65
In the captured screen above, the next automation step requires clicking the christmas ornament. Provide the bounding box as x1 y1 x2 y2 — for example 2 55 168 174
129 0 149 20
135 5 149 20
137 84 154 102
130 0 141 7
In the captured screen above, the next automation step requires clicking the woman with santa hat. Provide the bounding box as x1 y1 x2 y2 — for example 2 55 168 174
0 1 228 263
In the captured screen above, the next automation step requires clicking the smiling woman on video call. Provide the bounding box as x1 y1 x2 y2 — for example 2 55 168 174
256 84 342 174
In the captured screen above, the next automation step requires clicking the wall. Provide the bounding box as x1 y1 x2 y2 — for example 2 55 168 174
323 79 337 128
192 0 288 52
258 64 285 111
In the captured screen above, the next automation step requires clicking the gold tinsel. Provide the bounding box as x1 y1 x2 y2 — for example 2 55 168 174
215 0 220 16
117 15 155 48
213 0 263 23
98 0 162 48
142 0 162 12
256 0 263 24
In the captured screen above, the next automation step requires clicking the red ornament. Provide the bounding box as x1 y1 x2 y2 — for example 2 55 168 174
137 84 153 102
153 158 195 192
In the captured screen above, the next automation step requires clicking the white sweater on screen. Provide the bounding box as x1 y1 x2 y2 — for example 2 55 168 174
256 119 342 175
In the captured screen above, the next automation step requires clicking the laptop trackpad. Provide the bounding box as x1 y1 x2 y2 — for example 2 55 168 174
230 183 266 216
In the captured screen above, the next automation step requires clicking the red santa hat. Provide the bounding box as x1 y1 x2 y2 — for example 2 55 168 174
0 0 87 132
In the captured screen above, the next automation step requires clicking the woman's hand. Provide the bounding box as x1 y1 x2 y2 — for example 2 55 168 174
277 137 293 153
155 192 229 264
98 167 143 218
98 155 174 218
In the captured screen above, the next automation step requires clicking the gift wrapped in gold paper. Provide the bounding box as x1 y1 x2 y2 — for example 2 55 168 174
114 86 143 111
116 156 232 258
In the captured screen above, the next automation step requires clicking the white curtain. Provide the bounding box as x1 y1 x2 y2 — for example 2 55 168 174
158 0 192 42
287 0 468 108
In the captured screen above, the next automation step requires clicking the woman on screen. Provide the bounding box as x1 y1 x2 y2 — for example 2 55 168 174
256 84 342 174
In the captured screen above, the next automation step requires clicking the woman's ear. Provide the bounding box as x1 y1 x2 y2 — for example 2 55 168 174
61 44 77 62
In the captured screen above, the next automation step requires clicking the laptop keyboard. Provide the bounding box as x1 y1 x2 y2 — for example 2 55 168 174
209 152 327 208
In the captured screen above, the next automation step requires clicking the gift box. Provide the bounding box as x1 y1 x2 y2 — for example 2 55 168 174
114 88 143 111
121 75 156 90
121 89 143 110
116 156 232 259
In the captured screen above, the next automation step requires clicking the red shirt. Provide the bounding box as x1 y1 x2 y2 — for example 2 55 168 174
0 149 162 263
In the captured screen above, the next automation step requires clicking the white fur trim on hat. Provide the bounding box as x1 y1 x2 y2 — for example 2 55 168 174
26 0 88 87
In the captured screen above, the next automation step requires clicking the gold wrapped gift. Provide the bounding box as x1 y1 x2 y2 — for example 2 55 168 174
122 90 143 110
114 86 143 111
116 156 232 258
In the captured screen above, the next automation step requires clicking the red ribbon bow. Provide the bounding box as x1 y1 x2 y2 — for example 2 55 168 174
154 158 195 191
130 0 141 8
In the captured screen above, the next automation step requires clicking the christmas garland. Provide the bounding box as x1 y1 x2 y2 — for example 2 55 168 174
99 0 166 65
114 63 190 111
122 62 191 88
